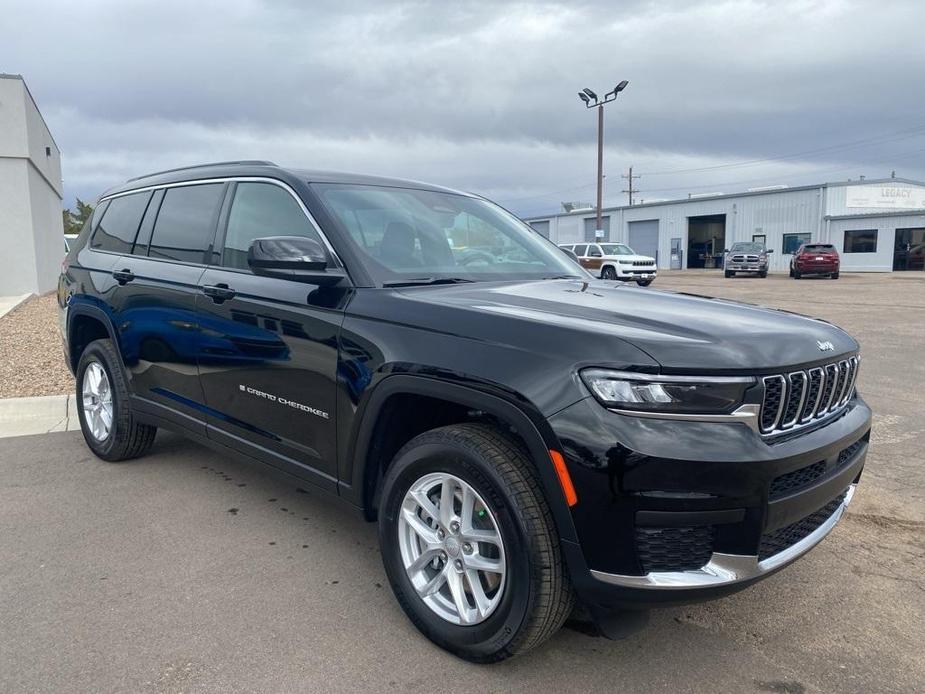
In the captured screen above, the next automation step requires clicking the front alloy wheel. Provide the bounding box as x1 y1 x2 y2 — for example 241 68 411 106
398 472 506 625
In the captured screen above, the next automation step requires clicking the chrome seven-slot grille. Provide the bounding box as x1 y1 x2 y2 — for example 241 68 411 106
630 260 655 267
759 356 859 434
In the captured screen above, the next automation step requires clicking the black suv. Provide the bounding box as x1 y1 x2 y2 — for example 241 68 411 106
59 162 870 662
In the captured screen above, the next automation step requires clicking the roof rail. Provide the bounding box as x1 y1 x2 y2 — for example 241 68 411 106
126 160 278 182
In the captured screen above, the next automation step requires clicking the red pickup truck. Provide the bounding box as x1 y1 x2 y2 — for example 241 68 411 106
790 243 840 279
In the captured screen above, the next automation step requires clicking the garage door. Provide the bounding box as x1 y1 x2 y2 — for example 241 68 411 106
628 220 659 262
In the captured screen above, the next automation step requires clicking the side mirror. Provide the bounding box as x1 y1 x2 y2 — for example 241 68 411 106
247 236 346 286
767 249 775 254
723 248 730 253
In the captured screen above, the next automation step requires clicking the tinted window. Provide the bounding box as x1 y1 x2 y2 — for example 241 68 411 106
844 229 877 253
148 184 224 263
91 192 152 253
574 244 588 256
132 189 164 256
223 183 324 271
782 233 811 254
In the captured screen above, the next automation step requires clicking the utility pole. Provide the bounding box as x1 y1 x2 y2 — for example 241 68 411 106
622 166 640 206
578 80 629 237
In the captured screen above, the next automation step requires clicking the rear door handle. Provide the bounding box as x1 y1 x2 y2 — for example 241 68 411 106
112 269 135 285
202 283 236 303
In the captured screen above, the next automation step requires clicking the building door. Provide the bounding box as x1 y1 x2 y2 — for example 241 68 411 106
584 216 610 242
670 237 683 269
687 214 726 268
628 220 659 263
529 220 550 239
894 228 925 271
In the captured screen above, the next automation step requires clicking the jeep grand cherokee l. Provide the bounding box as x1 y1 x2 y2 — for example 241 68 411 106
59 161 870 662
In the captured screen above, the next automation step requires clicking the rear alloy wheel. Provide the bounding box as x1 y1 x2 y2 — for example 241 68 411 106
76 338 157 462
379 423 573 662
601 266 617 280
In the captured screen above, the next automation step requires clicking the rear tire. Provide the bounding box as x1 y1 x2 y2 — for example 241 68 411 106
378 423 573 662
76 338 157 462
831 271 840 279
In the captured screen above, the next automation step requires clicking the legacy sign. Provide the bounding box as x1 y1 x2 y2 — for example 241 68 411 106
845 184 925 209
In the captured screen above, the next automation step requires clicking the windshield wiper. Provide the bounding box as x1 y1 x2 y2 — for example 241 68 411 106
382 277 476 288
542 274 583 280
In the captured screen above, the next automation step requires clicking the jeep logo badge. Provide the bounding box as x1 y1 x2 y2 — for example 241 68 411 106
817 340 835 351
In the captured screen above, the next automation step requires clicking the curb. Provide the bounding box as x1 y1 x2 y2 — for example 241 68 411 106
0 393 80 439
0 293 34 320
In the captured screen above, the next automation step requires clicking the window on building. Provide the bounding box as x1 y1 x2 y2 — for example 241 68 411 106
529 220 550 238
148 184 225 263
222 183 325 271
583 216 610 242
90 192 152 254
844 229 878 253
783 232 812 255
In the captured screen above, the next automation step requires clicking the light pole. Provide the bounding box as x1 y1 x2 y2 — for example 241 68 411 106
578 80 629 238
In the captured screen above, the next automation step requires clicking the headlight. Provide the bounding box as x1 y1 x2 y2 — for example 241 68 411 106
580 369 755 414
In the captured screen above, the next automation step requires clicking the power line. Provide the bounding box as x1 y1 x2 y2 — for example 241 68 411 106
638 123 925 176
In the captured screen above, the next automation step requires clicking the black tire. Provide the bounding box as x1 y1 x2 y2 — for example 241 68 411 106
789 265 794 277
793 268 802 279
76 338 157 462
636 279 653 286
724 270 734 278
378 423 573 662
831 271 840 279
601 266 617 280
759 270 768 278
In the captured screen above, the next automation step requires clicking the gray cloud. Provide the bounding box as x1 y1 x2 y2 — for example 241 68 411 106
3 0 923 216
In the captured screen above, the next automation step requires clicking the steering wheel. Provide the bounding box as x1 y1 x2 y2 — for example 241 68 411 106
458 251 496 266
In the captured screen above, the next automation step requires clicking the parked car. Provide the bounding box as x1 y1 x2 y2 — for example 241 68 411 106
59 162 870 662
790 243 840 279
724 241 773 277
558 242 657 285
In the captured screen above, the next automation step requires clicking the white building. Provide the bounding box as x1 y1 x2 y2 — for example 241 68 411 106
524 179 925 273
0 74 64 295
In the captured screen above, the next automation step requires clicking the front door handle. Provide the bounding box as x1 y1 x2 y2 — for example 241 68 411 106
112 269 135 285
202 283 236 303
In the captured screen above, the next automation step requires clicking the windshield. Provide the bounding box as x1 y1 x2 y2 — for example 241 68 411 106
599 243 635 256
730 242 766 253
313 184 585 285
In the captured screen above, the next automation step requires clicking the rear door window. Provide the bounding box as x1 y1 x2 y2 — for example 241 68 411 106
573 244 588 257
90 192 152 254
221 182 327 271
148 184 225 263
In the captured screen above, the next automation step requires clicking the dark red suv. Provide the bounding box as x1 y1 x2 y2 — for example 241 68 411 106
790 243 840 279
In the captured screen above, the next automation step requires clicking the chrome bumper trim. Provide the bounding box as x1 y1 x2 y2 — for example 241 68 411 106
590 484 855 590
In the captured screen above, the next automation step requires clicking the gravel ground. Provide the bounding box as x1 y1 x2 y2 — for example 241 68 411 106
0 293 73 399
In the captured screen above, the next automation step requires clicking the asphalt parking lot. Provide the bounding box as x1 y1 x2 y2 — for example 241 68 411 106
1 271 922 693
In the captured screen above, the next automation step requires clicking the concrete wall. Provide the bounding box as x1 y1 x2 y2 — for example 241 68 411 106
0 75 63 295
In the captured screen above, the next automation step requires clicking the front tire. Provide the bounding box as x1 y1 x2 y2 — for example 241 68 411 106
601 266 617 281
759 270 768 278
76 339 157 462
636 279 653 286
724 270 734 278
793 268 802 279
378 423 573 662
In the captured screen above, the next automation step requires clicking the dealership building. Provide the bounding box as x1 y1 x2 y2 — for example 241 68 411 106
0 74 64 295
524 178 925 273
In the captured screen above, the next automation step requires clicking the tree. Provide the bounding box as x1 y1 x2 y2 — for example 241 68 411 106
63 198 94 235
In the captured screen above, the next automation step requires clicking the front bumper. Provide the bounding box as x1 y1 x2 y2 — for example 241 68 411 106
548 394 871 609
727 263 768 272
615 267 658 280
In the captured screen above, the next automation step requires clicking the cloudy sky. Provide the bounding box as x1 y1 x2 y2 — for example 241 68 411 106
3 0 925 216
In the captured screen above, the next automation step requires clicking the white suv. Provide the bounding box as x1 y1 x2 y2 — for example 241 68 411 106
559 242 657 286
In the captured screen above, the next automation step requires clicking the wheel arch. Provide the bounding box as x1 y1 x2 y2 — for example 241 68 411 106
344 375 579 544
67 303 121 373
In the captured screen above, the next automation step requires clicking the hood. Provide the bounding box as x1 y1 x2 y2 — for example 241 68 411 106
396 279 858 372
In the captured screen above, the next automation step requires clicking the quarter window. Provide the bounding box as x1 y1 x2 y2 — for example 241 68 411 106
844 229 878 253
222 183 326 271
148 184 225 263
90 192 152 254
